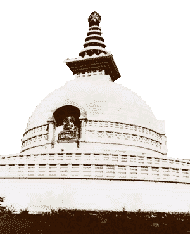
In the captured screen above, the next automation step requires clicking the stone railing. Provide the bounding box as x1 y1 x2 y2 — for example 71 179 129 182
21 134 48 152
20 119 167 156
75 70 105 78
0 153 189 183
22 125 48 141
85 120 167 154
21 124 49 152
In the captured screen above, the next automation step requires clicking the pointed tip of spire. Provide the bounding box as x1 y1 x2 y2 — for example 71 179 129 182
88 11 101 27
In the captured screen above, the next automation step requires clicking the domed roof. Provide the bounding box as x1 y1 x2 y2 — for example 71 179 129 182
26 74 164 134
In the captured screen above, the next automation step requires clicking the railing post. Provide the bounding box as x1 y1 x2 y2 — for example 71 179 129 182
148 166 152 181
137 166 141 179
91 164 95 178
103 165 106 178
47 119 55 148
126 165 130 179
79 117 87 142
115 165 118 179
68 164 72 178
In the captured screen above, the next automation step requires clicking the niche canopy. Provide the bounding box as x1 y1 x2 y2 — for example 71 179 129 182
64 11 120 82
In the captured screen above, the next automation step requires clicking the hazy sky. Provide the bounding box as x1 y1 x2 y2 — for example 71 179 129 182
1 179 190 213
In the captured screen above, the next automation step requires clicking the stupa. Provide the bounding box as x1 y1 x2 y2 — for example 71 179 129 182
0 12 190 213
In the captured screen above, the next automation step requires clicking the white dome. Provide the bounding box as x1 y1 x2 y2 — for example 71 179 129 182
26 74 164 134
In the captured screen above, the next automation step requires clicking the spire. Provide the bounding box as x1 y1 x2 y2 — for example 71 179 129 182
79 11 107 57
64 12 120 82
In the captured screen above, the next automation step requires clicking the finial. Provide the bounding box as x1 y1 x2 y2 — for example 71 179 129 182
88 11 101 27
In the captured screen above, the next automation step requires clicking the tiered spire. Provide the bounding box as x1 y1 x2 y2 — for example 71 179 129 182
79 11 107 57
65 11 120 82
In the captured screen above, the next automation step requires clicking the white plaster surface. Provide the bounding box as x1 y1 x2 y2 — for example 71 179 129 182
26 75 164 134
1 179 190 213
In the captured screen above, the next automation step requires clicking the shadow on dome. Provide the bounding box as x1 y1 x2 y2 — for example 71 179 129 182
53 105 80 127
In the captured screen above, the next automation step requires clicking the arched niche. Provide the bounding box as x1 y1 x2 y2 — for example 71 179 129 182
53 105 80 127
53 105 81 143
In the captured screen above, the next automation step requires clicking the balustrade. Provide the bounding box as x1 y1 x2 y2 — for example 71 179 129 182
147 157 152 165
1 164 7 177
141 166 149 176
170 168 177 181
1 162 188 182
130 166 138 179
95 164 103 178
87 120 163 141
21 133 48 152
182 169 189 180
22 121 167 155
138 156 145 165
75 70 105 78
103 154 109 162
38 164 46 177
112 154 118 163
162 167 170 180
118 165 126 178
22 125 48 143
83 164 91 177
151 167 160 179
121 155 128 163
18 164 25 177
70 164 79 177
1 152 190 183
28 164 35 177
182 161 187 167
105 165 115 178
60 164 68 177
130 155 136 164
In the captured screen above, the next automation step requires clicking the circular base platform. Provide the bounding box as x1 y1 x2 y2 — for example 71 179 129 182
0 179 190 213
